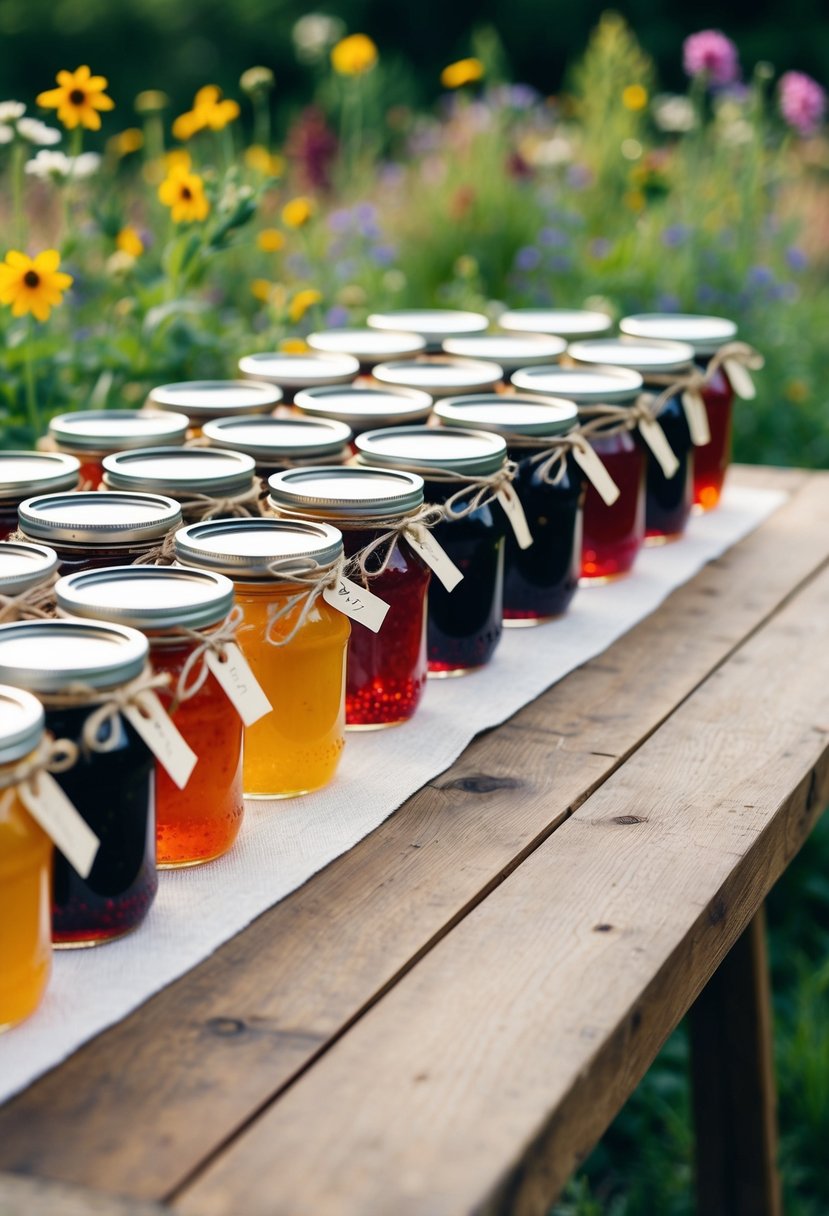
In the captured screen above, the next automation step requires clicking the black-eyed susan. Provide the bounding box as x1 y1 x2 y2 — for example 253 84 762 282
172 85 240 141
0 249 72 321
257 227 286 253
281 196 314 228
440 58 485 89
37 66 114 131
158 166 210 223
288 288 322 323
116 226 144 257
331 34 378 76
108 128 144 157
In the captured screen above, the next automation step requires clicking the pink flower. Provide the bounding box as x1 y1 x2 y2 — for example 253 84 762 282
683 30 740 86
779 71 826 137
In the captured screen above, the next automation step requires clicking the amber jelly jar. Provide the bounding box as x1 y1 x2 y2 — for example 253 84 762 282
48 409 189 489
238 352 359 405
102 446 258 521
294 384 433 440
0 452 79 542
55 565 244 868
147 379 283 437
202 414 352 478
17 490 181 573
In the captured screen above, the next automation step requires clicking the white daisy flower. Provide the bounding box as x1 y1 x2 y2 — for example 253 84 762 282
0 125 14 144
25 150 71 179
17 117 62 146
0 101 25 122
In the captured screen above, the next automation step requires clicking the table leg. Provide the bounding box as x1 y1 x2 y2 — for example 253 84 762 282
690 906 782 1216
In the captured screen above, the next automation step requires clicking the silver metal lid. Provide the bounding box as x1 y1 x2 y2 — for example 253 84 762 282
442 333 567 370
0 618 149 692
434 394 579 437
619 313 738 355
48 409 189 453
18 491 182 545
511 364 643 404
175 517 343 579
294 384 433 430
0 683 45 765
147 379 283 420
268 466 424 519
0 540 59 593
202 415 352 463
367 309 488 346
498 308 613 340
372 357 503 399
56 565 235 631
237 352 359 389
307 327 426 364
356 425 507 477
569 336 694 375
102 447 256 496
0 451 80 501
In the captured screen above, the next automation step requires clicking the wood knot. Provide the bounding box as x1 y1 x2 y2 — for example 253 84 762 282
439 773 522 795
708 898 727 926
206 1017 247 1037
613 815 645 825
593 923 614 933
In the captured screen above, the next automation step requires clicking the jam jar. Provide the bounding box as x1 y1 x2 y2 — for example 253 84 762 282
355 425 508 675
267 465 430 728
0 618 156 946
620 313 740 511
294 385 433 439
174 518 350 799
442 333 566 385
147 379 283 437
17 491 181 573
102 447 259 522
0 540 58 622
237 352 359 405
202 415 353 477
0 452 79 542
48 409 189 489
513 365 645 582
434 394 583 622
371 357 503 401
307 327 426 371
55 565 244 868
0 685 53 1028
497 308 613 341
569 337 696 543
367 309 488 353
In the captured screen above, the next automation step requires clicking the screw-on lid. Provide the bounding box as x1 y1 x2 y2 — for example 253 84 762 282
568 336 695 376
356 425 507 477
372 358 502 399
18 491 182 545
202 415 352 464
498 308 613 340
367 309 488 348
56 565 235 632
307 328 426 364
619 313 737 355
237 352 359 389
0 451 80 501
147 379 282 420
175 517 343 580
0 683 45 765
442 333 567 370
0 618 149 692
434 394 579 437
268 466 424 519
49 409 189 453
0 540 59 593
102 447 256 497
294 385 433 431
511 365 643 404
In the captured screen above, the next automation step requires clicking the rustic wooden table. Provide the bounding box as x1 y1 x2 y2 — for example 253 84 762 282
0 465 827 1216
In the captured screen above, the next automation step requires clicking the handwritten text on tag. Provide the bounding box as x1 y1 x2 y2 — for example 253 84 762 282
21 774 99 878
206 642 272 727
123 691 198 790
496 484 534 550
638 417 680 479
406 523 464 591
681 389 711 447
723 358 756 400
572 444 620 506
323 575 389 633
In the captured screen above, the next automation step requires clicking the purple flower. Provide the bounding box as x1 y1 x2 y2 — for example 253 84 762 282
539 226 568 247
566 163 593 190
786 246 808 271
489 83 539 110
662 224 691 248
334 258 358 280
327 208 352 233
370 243 397 267
656 293 681 312
683 30 740 86
325 305 350 327
696 283 718 305
771 282 798 303
589 238 612 259
549 254 573 273
778 71 826 137
515 245 542 271
746 264 775 289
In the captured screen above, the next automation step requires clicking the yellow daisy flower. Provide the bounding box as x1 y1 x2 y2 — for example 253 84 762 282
116 226 144 257
288 288 322 323
173 85 241 141
280 337 310 353
281 196 314 228
108 127 144 157
331 34 378 77
245 145 284 176
622 84 648 111
257 227 286 253
251 278 275 303
158 167 210 223
440 58 485 89
37 65 115 132
0 249 73 322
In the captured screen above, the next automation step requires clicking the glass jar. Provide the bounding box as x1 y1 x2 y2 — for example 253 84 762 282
434 394 583 622
372 357 503 401
355 425 508 675
513 365 645 582
17 491 181 573
0 452 79 542
48 409 189 489
55 565 244 868
620 313 739 511
442 333 566 387
174 518 350 799
0 540 58 620
146 380 283 437
294 385 433 440
102 447 259 522
367 309 488 353
202 414 353 478
237 352 359 405
307 327 426 372
267 466 430 728
497 308 613 341
0 619 156 946
0 684 52 1029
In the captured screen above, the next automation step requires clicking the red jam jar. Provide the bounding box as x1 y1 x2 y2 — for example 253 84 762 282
0 452 79 542
620 313 739 511
55 565 244 868
367 309 488 353
294 384 433 440
372 357 503 401
442 333 566 388
202 414 353 478
513 365 645 582
237 352 359 405
307 327 426 372
0 540 58 621
267 465 430 728
434 394 583 622
355 425 508 676
0 618 156 946
102 446 259 522
48 409 189 490
147 379 283 437
17 491 181 573
569 337 696 544
497 308 613 341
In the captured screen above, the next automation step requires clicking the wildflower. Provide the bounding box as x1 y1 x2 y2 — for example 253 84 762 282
240 67 275 95
173 85 240 141
0 101 25 122
258 228 285 252
682 31 739 87
293 14 345 64
280 337 310 353
622 84 648 111
25 150 100 180
106 250 137 277
37 66 115 131
515 246 541 272
325 304 350 327
785 379 809 402
134 90 169 115
117 226 144 257
158 166 210 222
0 126 13 145
623 189 646 212
109 128 144 157
441 58 485 89
786 246 808 271
0 249 72 321
589 238 613 259
282 196 314 228
652 93 696 133
251 278 275 303
331 34 378 77
289 288 322 323
244 145 284 176
16 117 61 145
285 106 338 191
527 136 573 167
778 71 826 137
164 149 192 173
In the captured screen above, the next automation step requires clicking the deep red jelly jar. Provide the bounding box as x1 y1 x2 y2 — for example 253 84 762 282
202 414 353 478
513 365 645 582
293 384 433 441
355 425 508 676
55 565 244 868
147 379 283 437
267 465 430 728
17 491 181 573
48 409 189 490
0 618 156 946
102 446 259 523
238 352 359 406
0 452 79 542
307 327 426 372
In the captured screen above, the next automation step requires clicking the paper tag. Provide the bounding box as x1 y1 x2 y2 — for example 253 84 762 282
572 444 620 506
638 416 680 479
496 484 534 550
206 642 272 727
21 773 99 879
723 358 756 400
681 389 711 447
123 691 198 790
323 574 390 633
406 523 464 592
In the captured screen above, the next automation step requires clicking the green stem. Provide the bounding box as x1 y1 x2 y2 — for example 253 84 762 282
11 141 25 247
253 93 270 149
23 321 40 440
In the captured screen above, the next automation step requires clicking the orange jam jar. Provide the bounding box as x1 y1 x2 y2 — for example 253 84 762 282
102 447 259 523
48 409 189 489
307 327 426 372
367 308 488 353
175 518 350 799
293 385 433 440
17 491 181 574
0 452 79 542
146 379 283 437
0 684 52 1030
237 352 359 405
55 565 244 868
201 415 353 478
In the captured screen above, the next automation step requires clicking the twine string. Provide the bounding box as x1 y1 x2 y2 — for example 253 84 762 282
40 667 171 754
372 461 519 522
0 734 79 815
0 572 59 623
168 606 244 709
264 556 345 647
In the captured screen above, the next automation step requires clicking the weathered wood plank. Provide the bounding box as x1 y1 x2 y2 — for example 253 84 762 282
0 1172 168 1216
174 553 829 1216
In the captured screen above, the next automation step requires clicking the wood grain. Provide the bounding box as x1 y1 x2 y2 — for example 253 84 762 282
0 1172 168 1216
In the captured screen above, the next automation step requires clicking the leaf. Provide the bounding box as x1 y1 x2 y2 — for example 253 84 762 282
142 298 209 337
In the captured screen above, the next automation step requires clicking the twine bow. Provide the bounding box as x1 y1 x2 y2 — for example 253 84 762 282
342 505 446 581
132 531 178 567
166 606 244 709
176 483 264 522
265 556 345 647
378 461 519 521
0 572 58 623
40 667 172 754
577 395 658 439
634 340 765 418
0 734 79 813
502 431 597 486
